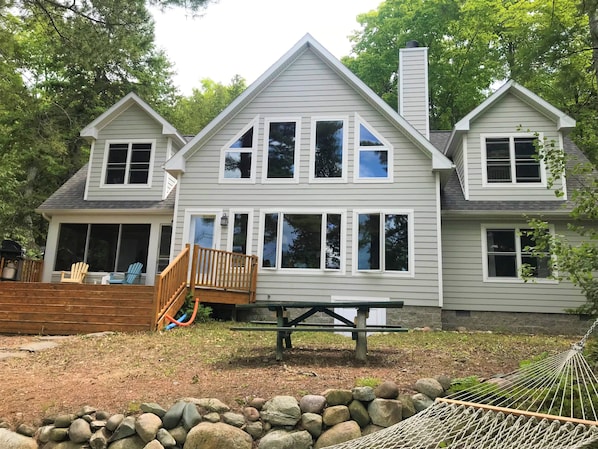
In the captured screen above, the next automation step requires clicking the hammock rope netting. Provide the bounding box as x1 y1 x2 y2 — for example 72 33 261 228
328 319 598 449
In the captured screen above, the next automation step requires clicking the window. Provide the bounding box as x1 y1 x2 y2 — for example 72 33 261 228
356 212 410 273
157 225 172 273
485 227 552 279
264 120 298 181
311 119 347 181
104 142 153 185
484 136 541 184
54 223 150 272
356 121 391 181
261 212 342 270
231 213 249 254
221 121 257 181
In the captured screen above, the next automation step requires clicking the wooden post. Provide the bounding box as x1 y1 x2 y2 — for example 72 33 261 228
355 308 368 361
189 244 197 297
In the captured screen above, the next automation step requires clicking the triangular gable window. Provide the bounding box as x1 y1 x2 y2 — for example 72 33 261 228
355 118 392 182
220 118 258 182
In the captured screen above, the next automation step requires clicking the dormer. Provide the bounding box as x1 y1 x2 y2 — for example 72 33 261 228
444 81 575 202
80 93 186 202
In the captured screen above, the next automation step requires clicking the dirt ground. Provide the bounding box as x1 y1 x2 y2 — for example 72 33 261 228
0 325 578 429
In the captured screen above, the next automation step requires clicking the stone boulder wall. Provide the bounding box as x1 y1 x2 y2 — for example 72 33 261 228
0 376 452 449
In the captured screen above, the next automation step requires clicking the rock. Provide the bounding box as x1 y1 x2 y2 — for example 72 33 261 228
243 406 260 422
368 398 402 427
412 393 434 412
182 403 202 431
168 426 187 446
398 394 416 418
300 413 322 437
245 421 263 439
248 398 267 410
16 423 36 437
47 442 89 449
140 403 167 418
203 413 220 423
90 420 106 432
322 405 350 427
314 421 361 449
299 395 327 414
362 423 385 436
96 411 111 421
89 428 110 449
49 427 69 442
374 381 399 399
105 434 145 449
183 422 252 449
109 416 137 442
162 401 186 429
258 429 312 449
260 396 301 426
0 428 37 449
436 375 452 391
186 398 230 413
156 428 177 448
136 413 163 443
77 405 96 417
54 414 76 428
352 386 375 402
68 418 92 443
37 425 54 444
414 378 444 399
19 341 59 352
348 400 370 428
322 389 353 406
106 414 125 432
143 441 165 449
222 412 245 428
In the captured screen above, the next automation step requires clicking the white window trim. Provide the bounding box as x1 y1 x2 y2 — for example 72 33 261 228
182 208 225 250
354 114 393 183
480 132 547 188
481 223 557 284
100 139 156 188
309 116 349 183
262 117 301 184
352 209 415 278
257 208 346 274
219 116 259 184
225 209 254 255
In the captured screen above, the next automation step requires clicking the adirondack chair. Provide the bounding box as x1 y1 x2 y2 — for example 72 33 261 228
60 262 89 283
108 262 143 285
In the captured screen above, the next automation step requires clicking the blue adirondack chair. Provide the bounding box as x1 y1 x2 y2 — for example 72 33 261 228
108 262 143 285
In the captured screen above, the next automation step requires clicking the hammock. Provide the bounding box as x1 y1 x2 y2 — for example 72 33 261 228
329 319 598 449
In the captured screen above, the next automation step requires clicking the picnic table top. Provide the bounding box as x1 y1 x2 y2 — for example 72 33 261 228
236 300 404 310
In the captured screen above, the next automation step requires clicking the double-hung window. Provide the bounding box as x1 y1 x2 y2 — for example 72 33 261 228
221 119 257 182
484 135 542 184
261 212 342 270
104 141 153 185
355 119 391 181
311 118 347 182
264 119 299 182
355 212 412 273
484 226 552 280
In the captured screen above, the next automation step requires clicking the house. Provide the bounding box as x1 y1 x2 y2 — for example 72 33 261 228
37 34 593 334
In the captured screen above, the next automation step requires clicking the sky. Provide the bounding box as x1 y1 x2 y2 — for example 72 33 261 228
151 0 382 95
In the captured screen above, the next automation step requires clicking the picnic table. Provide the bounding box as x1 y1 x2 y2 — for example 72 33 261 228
231 300 406 361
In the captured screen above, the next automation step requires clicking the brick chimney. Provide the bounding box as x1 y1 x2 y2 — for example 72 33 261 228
398 41 429 139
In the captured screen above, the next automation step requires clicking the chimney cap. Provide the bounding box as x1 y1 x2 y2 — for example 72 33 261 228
405 40 420 48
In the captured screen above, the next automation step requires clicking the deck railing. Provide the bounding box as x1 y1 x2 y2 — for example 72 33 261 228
0 257 43 282
190 245 258 303
153 244 190 330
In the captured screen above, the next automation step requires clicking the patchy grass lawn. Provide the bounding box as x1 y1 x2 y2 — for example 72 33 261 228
0 321 580 427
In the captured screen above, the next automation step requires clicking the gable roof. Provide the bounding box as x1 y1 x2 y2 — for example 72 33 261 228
445 80 576 156
80 92 186 146
164 33 453 174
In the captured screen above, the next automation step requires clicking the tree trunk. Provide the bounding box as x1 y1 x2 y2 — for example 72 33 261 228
586 0 598 87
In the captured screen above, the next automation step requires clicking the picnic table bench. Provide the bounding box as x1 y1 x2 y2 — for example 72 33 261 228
231 301 406 361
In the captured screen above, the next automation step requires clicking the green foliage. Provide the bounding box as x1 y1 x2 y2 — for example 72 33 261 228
446 376 482 395
355 377 382 388
176 293 212 324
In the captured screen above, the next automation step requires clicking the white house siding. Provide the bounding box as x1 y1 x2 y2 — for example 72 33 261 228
465 93 566 201
441 218 586 314
398 47 429 138
86 104 170 201
173 49 443 309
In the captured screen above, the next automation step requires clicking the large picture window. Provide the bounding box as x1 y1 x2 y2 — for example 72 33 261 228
265 120 298 180
484 136 541 184
55 223 150 272
104 142 153 185
311 118 347 181
261 212 342 270
484 226 552 279
356 212 410 272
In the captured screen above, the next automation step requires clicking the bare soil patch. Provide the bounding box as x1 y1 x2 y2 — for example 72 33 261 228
0 322 578 428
